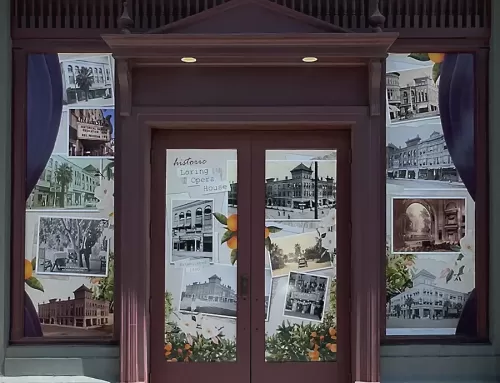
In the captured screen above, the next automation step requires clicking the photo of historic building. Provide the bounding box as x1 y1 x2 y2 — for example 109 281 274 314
38 284 111 334
26 155 101 210
59 55 114 107
386 67 440 123
179 266 237 318
392 198 466 253
68 108 115 157
386 118 463 188
170 199 214 263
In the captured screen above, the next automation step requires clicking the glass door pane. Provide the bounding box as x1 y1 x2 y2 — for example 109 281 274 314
250 132 350 383
150 132 251 383
264 150 338 362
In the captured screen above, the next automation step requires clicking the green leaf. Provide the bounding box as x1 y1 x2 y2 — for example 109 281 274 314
450 244 461 252
230 249 237 265
266 226 282 234
456 253 464 261
220 230 235 244
408 53 430 61
212 212 228 225
432 62 441 83
25 277 44 292
265 237 272 252
445 269 454 283
31 257 36 270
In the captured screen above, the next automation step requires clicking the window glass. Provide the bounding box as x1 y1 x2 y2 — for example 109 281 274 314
385 53 476 336
24 53 115 338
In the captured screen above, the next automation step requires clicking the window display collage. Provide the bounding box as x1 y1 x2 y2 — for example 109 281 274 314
24 53 115 338
385 53 476 336
164 149 338 362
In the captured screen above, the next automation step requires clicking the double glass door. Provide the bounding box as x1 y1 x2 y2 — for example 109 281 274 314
150 130 350 383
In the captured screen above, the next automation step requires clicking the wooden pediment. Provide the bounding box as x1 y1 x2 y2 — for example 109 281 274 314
146 0 349 34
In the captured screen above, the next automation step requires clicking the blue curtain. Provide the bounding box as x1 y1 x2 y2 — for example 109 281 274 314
438 53 477 337
24 54 63 337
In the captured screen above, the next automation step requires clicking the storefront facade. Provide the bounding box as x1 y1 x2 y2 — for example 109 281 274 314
0 0 499 382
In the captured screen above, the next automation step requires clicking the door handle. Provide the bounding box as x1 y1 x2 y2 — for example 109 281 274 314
240 274 249 299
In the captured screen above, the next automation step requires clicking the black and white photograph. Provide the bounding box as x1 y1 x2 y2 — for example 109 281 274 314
386 252 475 336
392 197 466 253
269 231 334 277
386 118 465 189
283 271 329 323
265 268 272 321
36 216 110 277
387 64 440 124
68 108 115 157
170 199 215 263
26 155 102 210
264 156 336 221
179 265 237 319
59 54 114 108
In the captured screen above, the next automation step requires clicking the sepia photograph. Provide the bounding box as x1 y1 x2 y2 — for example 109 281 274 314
386 252 475 336
392 197 466 253
387 64 440 124
269 231 334 278
283 271 329 323
179 265 237 319
36 216 110 277
26 155 102 210
59 54 114 108
265 268 272 321
170 199 215 263
386 117 465 190
68 108 115 157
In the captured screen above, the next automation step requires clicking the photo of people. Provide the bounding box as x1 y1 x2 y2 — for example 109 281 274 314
392 198 466 253
179 265 237 319
269 231 334 277
170 199 215 264
36 216 110 277
68 108 115 157
283 271 329 323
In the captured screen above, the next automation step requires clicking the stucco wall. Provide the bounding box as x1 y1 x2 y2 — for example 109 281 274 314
0 1 499 382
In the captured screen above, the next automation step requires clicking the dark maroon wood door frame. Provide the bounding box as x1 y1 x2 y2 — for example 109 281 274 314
121 108 382 383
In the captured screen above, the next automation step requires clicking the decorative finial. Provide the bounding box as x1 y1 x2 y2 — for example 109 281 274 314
117 1 134 34
368 0 385 32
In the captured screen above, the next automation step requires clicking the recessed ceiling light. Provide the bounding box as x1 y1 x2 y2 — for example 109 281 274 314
181 57 197 63
302 57 318 63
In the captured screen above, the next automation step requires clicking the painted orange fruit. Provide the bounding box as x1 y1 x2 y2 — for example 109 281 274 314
264 227 270 238
227 235 238 250
428 53 445 64
24 259 32 281
227 214 238 232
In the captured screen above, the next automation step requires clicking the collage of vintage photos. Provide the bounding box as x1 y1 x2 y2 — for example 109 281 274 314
385 53 475 336
24 53 115 337
163 149 338 362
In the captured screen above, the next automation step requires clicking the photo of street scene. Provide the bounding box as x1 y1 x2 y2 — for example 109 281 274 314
386 64 440 124
179 265 237 319
36 216 110 277
169 199 214 263
269 231 334 277
386 252 474 336
59 54 114 108
392 198 466 253
283 271 329 323
386 117 465 190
